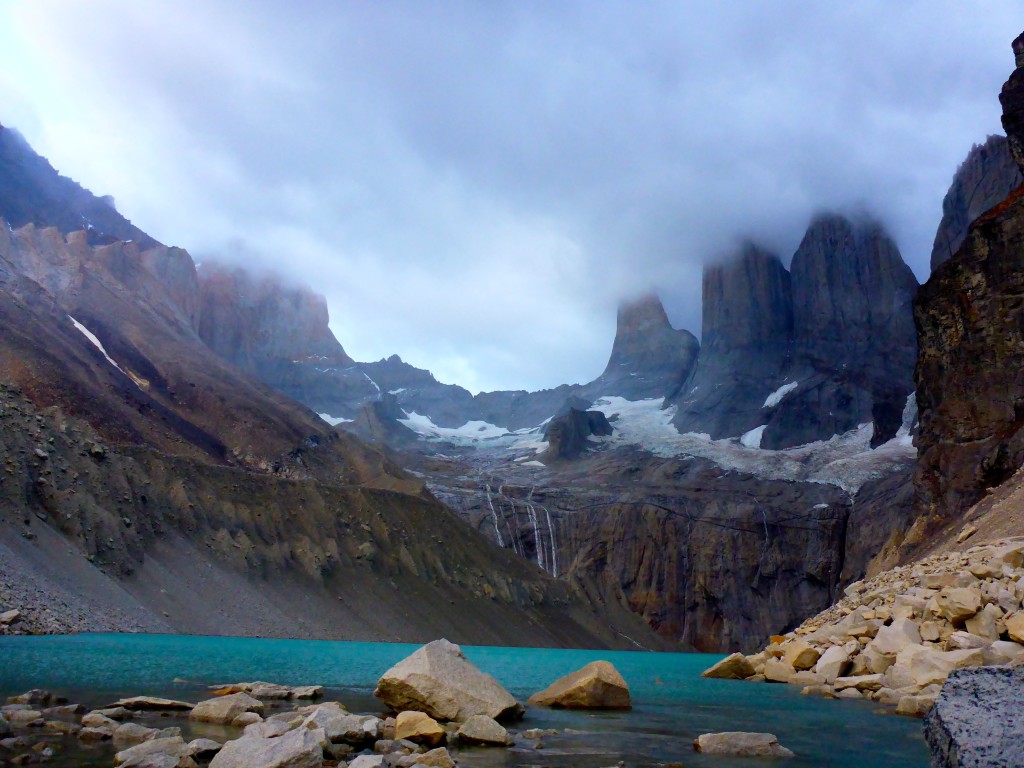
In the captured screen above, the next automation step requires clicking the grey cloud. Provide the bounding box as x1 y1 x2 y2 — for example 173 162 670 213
1 1 1020 392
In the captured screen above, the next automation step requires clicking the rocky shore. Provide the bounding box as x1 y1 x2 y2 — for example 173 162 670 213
704 537 1024 718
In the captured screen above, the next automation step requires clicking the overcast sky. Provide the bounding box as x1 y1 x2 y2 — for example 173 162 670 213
0 3 1019 393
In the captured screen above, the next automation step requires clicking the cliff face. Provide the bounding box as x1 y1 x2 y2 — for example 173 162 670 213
585 293 699 401
0 124 158 249
672 219 917 450
915 34 1024 530
930 135 1022 272
672 243 793 440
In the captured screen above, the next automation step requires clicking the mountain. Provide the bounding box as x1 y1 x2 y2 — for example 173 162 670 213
914 36 1024 538
930 135 1022 272
0 123 157 249
671 215 918 450
0 139 664 649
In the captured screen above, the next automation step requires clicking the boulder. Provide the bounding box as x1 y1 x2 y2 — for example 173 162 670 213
82 712 118 729
526 660 631 709
896 695 935 718
693 731 795 758
782 640 820 671
930 588 983 624
924 666 1024 767
946 631 990 651
111 697 194 712
302 706 378 744
232 712 263 727
763 658 797 684
6 690 54 706
896 646 985 688
375 639 524 721
209 727 326 768
868 617 923 657
701 653 755 680
348 757 384 768
394 711 445 747
189 693 264 725
1005 612 1024 642
984 640 1024 665
833 674 883 692
456 715 513 746
186 739 223 760
245 720 292 739
114 736 194 768
814 646 850 684
416 747 456 768
113 722 161 747
965 604 1002 641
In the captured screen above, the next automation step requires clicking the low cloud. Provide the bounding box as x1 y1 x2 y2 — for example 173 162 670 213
0 2 1018 392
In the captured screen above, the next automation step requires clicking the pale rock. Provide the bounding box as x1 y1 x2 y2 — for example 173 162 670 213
209 727 325 768
246 683 293 700
527 660 630 709
995 543 1024 568
800 684 836 698
921 572 958 590
945 631 991 651
189 693 263 725
962 606 1003 643
0 609 21 625
693 731 795 758
868 617 922 656
302 706 378 745
995 587 1020 613
701 653 754 680
456 714 513 746
187 739 222 760
394 711 445 747
348 757 384 768
292 686 324 700
82 712 118 729
833 674 884 692
1005 611 1024 642
114 736 193 768
244 720 292 739
113 722 160 747
919 621 943 642
782 640 820 671
861 644 896 674
416 747 456 768
982 640 1024 665
79 725 114 742
231 712 263 727
788 671 824 686
814 646 850 684
44 720 81 736
111 698 193 712
375 639 523 721
930 587 983 623
968 560 1002 579
763 658 797 683
94 707 133 721
895 645 985 687
896 695 934 717
893 595 927 620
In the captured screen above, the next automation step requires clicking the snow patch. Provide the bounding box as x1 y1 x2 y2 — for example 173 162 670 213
399 411 510 443
740 425 766 448
363 372 381 393
68 315 137 387
318 413 353 426
763 381 798 408
520 460 545 467
388 388 406 395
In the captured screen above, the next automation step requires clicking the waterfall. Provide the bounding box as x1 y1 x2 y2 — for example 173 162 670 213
484 482 504 547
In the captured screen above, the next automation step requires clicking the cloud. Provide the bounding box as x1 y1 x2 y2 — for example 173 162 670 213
0 1 1019 392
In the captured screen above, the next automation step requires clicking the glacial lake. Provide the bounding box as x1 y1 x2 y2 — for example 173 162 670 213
0 634 929 767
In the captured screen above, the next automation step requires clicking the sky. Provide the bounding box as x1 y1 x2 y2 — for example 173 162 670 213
0 2 1019 393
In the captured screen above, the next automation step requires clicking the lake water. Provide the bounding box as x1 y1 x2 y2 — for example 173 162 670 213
0 634 930 767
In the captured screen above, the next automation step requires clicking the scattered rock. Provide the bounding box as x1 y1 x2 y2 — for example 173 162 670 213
375 639 524 721
113 722 161 747
0 610 22 625
189 693 263 725
114 736 194 768
348 756 384 768
693 732 795 758
455 714 513 746
208 726 326 768
111 697 194 712
702 653 755 680
394 711 445 747
186 739 222 760
416 747 456 768
527 660 631 709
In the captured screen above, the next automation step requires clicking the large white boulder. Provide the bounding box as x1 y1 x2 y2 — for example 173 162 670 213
375 639 524 721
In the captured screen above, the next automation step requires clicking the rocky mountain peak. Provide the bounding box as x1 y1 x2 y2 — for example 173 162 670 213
197 261 353 371
701 242 792 352
930 135 1022 271
1001 31 1024 173
590 292 698 400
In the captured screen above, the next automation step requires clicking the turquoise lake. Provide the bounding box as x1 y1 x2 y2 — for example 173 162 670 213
0 634 930 767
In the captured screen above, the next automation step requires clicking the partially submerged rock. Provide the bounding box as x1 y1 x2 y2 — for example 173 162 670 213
702 653 755 680
693 731 795 758
527 660 631 709
111 697 194 712
394 711 445 747
208 726 326 768
375 639 524 721
456 714 513 746
114 735 195 768
189 693 264 725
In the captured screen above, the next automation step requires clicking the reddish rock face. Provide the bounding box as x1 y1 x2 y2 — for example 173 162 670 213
930 135 1022 272
915 35 1024 525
